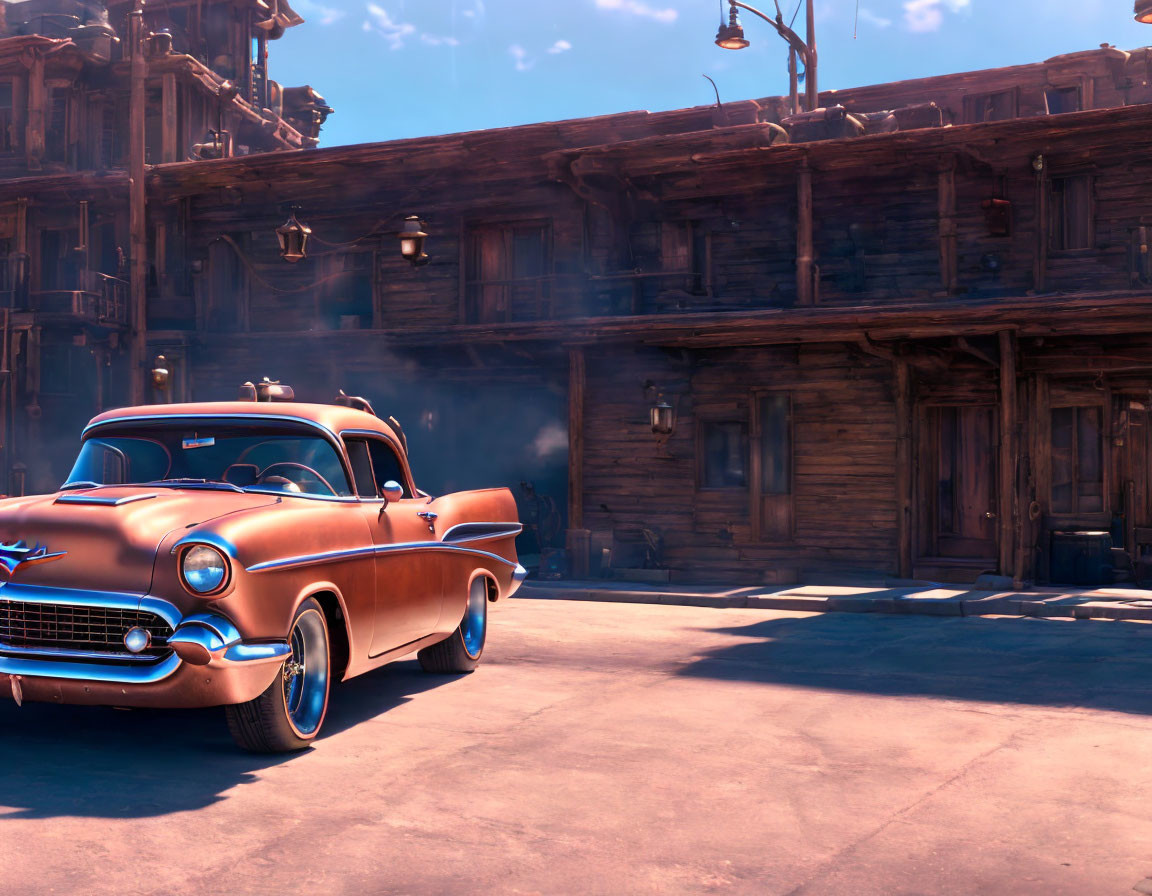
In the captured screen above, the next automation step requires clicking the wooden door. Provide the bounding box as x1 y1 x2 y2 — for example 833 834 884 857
1120 396 1152 538
921 405 999 561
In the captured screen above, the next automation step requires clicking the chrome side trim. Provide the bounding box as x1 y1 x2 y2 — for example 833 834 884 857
0 583 182 630
223 642 291 664
0 652 181 684
55 493 159 507
441 522 524 544
246 545 378 574
245 541 521 574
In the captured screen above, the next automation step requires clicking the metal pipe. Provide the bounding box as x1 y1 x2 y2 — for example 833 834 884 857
729 0 818 111
128 0 148 405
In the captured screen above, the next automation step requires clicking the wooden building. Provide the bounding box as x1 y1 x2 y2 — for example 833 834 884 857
3 7 1152 586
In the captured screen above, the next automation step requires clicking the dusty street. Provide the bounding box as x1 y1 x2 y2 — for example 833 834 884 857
2 598 1151 896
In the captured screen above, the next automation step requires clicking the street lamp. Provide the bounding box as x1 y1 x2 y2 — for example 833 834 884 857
715 0 818 115
1137 0 1152 24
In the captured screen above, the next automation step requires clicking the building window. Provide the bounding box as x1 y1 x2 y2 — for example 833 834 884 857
699 420 748 489
39 228 79 291
1045 86 1081 115
464 221 550 323
0 83 13 153
45 86 69 164
205 238 247 330
1051 405 1104 515
322 251 374 329
1050 175 1093 251
964 90 1016 123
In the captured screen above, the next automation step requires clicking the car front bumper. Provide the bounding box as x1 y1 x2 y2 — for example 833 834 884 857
0 585 288 709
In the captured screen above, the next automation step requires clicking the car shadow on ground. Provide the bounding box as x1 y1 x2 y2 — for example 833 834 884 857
680 612 1152 715
0 659 452 819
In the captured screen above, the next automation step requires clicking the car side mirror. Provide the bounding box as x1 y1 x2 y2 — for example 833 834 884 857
381 480 404 507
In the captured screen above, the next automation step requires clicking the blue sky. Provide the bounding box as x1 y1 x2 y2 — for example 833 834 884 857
271 1 1152 147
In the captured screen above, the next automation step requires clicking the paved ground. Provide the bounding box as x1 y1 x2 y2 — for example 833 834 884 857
2 599 1152 895
521 578 1152 620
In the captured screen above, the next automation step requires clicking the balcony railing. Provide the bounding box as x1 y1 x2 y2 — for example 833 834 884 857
30 274 128 326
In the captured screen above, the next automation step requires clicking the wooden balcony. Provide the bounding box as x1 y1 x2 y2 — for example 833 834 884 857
30 274 129 328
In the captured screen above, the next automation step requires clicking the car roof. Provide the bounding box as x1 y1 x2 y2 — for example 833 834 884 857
86 402 403 446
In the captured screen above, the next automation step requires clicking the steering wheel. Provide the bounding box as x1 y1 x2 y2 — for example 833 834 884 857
256 462 339 497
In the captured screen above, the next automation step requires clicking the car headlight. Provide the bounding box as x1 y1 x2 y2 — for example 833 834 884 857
182 545 229 595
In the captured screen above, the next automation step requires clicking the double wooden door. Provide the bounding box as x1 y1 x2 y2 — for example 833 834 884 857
919 405 999 563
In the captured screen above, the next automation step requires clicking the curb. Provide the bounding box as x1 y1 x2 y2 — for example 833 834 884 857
515 584 1152 623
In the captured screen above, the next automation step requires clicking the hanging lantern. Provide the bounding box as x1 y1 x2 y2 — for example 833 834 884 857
276 209 312 263
397 216 429 266
650 396 675 435
151 355 171 390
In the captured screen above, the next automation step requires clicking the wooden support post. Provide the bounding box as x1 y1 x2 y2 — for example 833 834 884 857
895 358 913 579
1034 161 1048 293
162 73 179 164
24 53 44 167
937 158 958 294
797 158 814 306
128 0 148 405
998 330 1017 579
566 347 589 579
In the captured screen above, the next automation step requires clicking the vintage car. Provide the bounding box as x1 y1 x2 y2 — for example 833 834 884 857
0 387 524 752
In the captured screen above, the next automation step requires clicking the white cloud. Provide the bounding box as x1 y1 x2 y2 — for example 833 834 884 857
421 33 462 46
858 7 892 28
548 39 573 54
904 0 971 32
594 0 678 24
509 44 535 72
363 3 468 50
363 4 415 49
292 0 346 26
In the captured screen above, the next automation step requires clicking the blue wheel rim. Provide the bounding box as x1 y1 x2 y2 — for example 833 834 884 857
460 580 487 659
282 609 328 737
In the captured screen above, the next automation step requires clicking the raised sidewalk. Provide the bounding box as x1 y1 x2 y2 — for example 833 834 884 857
516 578 1152 622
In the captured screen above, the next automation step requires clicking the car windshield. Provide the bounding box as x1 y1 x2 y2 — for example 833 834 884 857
63 419 353 498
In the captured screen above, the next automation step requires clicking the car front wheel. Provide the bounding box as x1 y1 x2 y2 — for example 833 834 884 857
418 577 488 674
226 597 331 753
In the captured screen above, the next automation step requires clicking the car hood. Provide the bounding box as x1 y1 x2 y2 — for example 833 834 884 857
0 487 280 594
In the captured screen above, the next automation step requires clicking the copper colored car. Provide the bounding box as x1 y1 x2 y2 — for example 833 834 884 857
0 392 524 751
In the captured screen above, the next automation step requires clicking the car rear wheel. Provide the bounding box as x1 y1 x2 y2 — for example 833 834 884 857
418 577 488 674
225 598 331 753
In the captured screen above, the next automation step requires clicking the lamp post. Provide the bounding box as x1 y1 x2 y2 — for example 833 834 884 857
128 0 148 405
715 0 817 115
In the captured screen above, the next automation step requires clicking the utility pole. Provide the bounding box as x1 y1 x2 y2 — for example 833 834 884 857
128 0 148 405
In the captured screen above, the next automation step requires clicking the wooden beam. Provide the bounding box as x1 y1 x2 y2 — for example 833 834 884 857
566 347 589 578
796 158 815 306
998 330 1018 578
895 358 913 579
162 73 179 164
938 158 958 293
1033 161 1048 293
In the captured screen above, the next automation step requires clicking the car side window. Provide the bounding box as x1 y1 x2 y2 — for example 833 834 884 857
344 439 377 498
367 439 411 498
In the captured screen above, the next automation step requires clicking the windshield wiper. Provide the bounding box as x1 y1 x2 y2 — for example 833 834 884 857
147 479 246 493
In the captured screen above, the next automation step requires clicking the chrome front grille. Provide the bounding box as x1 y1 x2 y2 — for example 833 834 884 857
0 599 174 661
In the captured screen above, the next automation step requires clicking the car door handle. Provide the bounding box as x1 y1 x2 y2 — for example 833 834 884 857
417 511 438 524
